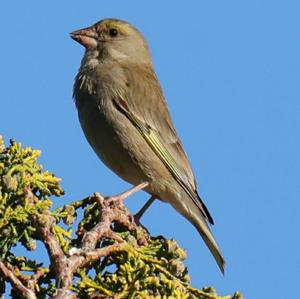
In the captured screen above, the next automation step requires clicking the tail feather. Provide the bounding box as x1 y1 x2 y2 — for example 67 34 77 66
195 190 214 225
169 191 225 273
192 214 225 273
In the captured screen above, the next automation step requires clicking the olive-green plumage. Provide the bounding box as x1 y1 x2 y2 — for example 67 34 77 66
71 18 225 273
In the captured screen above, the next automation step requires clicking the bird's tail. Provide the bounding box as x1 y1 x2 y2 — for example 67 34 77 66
173 195 225 273
191 214 225 273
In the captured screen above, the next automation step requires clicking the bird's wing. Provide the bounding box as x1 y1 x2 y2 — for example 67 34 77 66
112 64 214 224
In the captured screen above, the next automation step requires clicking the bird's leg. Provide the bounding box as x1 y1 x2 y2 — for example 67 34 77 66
134 195 156 224
109 182 149 201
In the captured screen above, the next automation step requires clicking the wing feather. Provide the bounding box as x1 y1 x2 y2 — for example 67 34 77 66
111 65 214 224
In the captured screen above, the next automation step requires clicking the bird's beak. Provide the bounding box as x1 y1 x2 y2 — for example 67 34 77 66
70 27 98 49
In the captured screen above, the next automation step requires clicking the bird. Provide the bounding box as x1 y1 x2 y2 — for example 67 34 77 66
70 18 225 273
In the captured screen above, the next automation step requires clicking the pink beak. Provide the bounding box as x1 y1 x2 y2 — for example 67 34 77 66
70 27 98 49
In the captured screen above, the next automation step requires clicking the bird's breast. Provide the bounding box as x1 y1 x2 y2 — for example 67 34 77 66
76 90 150 185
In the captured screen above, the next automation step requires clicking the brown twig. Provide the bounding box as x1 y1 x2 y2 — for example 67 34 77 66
72 242 128 269
27 268 49 293
81 182 148 250
33 213 71 290
0 261 37 299
21 186 75 298
52 182 148 299
2 182 148 298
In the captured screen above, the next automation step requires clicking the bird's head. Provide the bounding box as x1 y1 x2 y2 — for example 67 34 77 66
70 18 152 65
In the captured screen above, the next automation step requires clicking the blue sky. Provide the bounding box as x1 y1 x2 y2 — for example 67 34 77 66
1 1 299 298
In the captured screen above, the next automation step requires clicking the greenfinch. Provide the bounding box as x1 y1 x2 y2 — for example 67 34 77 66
71 18 225 273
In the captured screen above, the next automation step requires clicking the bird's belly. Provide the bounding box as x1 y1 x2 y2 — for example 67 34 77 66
77 100 174 197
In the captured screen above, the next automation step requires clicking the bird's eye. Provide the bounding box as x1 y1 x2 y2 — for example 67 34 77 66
109 28 119 37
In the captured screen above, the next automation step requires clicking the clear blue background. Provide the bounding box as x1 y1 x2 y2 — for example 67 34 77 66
1 1 299 298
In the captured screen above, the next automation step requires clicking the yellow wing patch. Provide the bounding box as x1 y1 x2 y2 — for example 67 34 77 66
113 98 210 220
